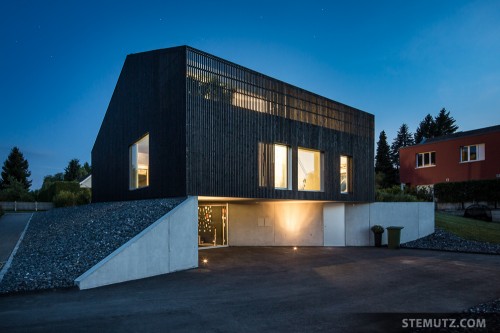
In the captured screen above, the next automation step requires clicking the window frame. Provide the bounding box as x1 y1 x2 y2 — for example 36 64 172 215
416 151 436 168
460 144 485 163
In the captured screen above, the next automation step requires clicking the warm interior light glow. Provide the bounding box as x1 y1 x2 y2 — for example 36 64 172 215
340 155 348 193
298 148 322 191
232 90 267 113
130 134 149 189
274 144 288 189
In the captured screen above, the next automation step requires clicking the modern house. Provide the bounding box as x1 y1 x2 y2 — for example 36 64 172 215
400 125 500 188
82 46 433 289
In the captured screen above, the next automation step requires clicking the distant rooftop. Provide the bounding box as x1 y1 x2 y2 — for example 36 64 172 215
419 124 500 145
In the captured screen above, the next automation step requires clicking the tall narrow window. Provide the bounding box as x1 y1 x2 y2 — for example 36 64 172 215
274 144 290 189
129 134 149 190
298 148 323 191
340 155 352 194
259 143 290 189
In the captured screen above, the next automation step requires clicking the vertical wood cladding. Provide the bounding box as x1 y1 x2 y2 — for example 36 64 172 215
93 46 374 203
185 47 374 202
92 47 186 202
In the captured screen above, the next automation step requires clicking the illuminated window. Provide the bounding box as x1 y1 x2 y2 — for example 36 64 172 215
274 144 290 189
340 156 352 194
416 151 435 168
129 134 149 189
460 144 485 162
298 148 323 191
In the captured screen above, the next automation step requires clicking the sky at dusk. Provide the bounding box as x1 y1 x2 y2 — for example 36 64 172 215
1 0 499 190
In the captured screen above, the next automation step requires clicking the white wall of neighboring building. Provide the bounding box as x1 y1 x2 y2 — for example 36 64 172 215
79 175 92 188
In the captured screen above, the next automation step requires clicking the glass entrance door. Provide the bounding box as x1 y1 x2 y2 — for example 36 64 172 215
198 204 228 248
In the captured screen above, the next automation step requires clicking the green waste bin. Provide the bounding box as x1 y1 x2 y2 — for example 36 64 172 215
386 226 404 249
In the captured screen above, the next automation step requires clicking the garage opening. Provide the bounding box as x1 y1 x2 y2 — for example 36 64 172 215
198 204 228 248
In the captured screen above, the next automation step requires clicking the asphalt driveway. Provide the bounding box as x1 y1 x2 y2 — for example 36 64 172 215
0 247 498 332
0 213 32 263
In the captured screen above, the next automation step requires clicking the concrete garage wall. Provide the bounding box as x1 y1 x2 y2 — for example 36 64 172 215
229 202 323 246
75 196 198 290
345 202 435 246
345 204 370 246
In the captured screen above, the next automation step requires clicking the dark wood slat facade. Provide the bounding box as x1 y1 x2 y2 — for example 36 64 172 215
93 46 374 202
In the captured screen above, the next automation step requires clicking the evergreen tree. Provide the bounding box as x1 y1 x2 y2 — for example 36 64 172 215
434 108 458 136
375 131 396 188
414 114 436 144
82 162 92 176
390 123 415 170
64 159 82 181
0 146 32 190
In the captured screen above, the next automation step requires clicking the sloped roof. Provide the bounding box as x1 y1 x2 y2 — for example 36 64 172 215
418 124 500 145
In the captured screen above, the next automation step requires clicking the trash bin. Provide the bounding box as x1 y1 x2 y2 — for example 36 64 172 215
386 226 404 249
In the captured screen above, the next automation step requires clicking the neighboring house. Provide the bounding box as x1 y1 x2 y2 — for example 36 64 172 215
400 125 500 188
79 174 92 189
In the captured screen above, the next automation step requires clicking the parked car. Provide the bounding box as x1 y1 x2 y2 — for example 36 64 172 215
464 204 492 222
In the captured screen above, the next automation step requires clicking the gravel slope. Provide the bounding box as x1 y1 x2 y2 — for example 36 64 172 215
0 198 184 293
401 227 500 254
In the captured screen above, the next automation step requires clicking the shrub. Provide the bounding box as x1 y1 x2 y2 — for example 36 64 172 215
434 179 500 204
376 186 419 202
37 181 80 202
53 190 76 208
371 225 384 234
75 189 91 205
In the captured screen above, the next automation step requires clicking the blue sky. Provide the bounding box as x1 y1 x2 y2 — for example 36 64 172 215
1 0 499 190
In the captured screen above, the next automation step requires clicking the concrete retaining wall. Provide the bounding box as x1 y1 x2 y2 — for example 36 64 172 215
75 196 198 290
229 202 324 246
344 202 434 246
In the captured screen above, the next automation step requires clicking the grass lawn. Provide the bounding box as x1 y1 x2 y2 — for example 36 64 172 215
436 212 500 244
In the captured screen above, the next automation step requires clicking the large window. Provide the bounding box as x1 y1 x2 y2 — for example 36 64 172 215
298 148 323 191
461 144 485 162
129 134 149 189
340 155 352 194
274 144 290 189
416 151 435 168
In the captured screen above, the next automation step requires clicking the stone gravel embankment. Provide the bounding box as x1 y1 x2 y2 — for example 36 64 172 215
0 198 183 293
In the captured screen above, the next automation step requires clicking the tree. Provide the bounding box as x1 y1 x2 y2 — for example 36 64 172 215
0 176 33 201
434 108 458 136
375 130 396 188
1 146 32 190
414 109 459 143
390 123 415 170
64 159 82 181
414 114 436 144
82 162 91 176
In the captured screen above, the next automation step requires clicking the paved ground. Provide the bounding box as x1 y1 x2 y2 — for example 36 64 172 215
0 247 499 332
0 213 32 263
